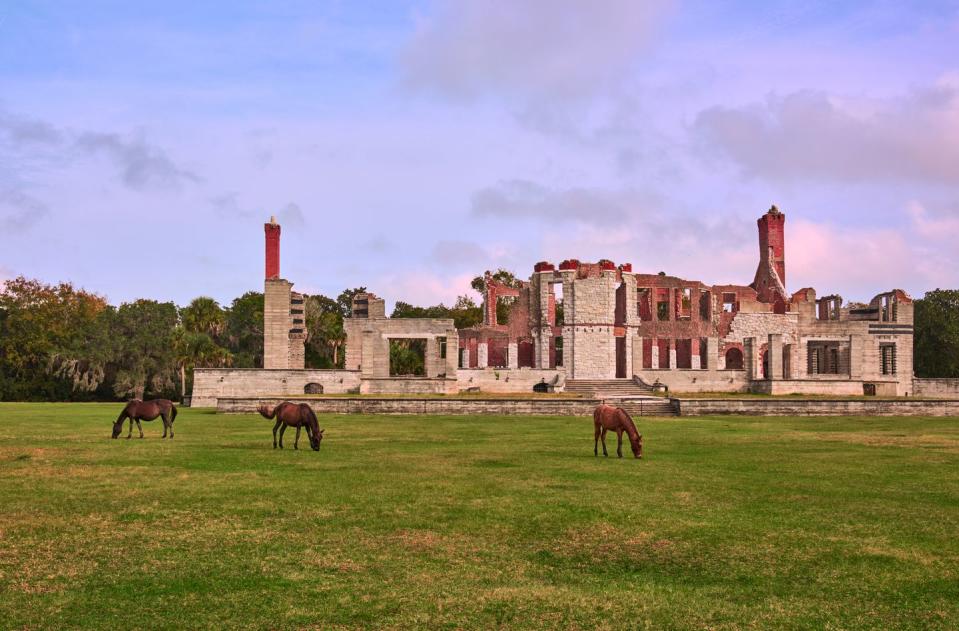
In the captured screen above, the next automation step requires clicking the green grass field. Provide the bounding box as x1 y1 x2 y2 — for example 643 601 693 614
1 404 958 630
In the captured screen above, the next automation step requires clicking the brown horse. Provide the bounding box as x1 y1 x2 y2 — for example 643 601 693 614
112 399 178 439
258 402 324 451
594 404 643 458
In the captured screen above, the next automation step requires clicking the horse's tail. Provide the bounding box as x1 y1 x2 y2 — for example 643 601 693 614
257 403 278 420
170 404 178 422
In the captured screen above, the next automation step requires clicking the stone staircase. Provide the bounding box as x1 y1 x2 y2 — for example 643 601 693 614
564 378 656 399
617 397 678 417
564 378 678 416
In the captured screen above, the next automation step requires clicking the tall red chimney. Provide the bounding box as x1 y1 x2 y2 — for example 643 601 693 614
265 216 281 279
757 205 786 287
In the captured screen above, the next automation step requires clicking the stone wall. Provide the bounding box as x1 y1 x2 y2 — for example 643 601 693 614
913 378 959 398
218 396 600 416
675 397 959 417
456 368 565 393
192 368 361 407
634 368 751 393
360 377 457 395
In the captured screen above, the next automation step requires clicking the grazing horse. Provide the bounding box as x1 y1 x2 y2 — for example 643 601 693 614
112 399 178 439
593 404 643 458
258 401 324 451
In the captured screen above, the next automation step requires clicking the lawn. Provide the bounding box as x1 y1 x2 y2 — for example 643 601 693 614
1 404 958 630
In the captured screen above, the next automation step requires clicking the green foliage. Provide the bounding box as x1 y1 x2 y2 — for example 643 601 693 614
224 292 264 368
391 295 483 330
914 289 959 378
389 338 426 376
111 299 180 399
304 294 345 368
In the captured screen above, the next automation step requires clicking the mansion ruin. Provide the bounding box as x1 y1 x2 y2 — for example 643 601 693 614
191 206 919 406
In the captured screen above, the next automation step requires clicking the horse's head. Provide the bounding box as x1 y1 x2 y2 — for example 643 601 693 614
630 433 643 459
310 428 324 451
111 419 124 439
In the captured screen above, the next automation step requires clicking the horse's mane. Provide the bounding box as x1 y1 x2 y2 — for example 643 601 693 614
301 403 320 432
618 407 640 438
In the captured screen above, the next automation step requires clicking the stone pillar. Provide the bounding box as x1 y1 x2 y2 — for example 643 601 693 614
650 338 659 370
691 338 701 370
708 337 720 371
477 342 489 369
848 334 861 379
767 334 783 381
668 340 677 369
507 342 518 370
744 337 757 381
460 347 469 369
425 337 438 377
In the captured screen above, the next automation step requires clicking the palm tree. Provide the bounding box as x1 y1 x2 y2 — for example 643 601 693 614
180 297 226 340
174 328 232 401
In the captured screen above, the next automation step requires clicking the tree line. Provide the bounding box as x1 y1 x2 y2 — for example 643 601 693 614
0 272 517 401
1 275 954 401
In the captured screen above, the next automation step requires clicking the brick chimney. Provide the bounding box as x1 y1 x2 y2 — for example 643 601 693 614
264 216 281 279
757 205 786 288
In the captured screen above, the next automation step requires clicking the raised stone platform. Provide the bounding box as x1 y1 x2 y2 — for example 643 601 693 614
674 398 959 417
217 396 601 416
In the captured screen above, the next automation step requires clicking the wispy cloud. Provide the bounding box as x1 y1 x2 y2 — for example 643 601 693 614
693 77 959 184
471 179 634 224
400 0 672 104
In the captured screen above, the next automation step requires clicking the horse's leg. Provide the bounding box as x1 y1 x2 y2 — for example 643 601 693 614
294 426 301 450
136 419 145 438
272 420 281 448
161 412 168 438
279 424 287 449
616 429 623 458
168 412 174 439
594 422 600 457
601 428 608 457
127 418 134 439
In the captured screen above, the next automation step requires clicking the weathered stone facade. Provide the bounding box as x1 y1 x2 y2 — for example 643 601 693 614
459 205 918 396
192 207 930 406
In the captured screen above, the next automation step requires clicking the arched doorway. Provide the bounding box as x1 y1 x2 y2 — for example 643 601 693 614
724 347 744 370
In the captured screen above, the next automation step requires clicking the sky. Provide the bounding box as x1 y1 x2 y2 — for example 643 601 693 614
1 0 958 310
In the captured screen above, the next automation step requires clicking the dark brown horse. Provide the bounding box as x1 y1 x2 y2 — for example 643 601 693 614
258 401 324 451
594 404 642 458
112 399 178 439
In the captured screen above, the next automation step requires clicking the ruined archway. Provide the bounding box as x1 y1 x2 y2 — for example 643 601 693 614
724 347 744 370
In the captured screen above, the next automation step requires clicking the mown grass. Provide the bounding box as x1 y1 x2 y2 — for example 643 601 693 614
1 403 957 630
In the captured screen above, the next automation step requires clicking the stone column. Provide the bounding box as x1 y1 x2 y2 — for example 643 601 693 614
425 337 438 377
767 334 783 381
848 334 861 379
708 337 720 371
668 340 677 369
691 338 701 370
650 338 659 370
477 342 489 369
507 342 518 370
744 337 757 380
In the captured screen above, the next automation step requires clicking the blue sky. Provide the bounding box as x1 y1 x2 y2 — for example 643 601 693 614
1 1 957 309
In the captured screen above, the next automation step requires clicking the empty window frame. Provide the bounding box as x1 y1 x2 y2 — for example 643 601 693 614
637 288 652 321
555 336 564 367
880 343 896 375
699 290 711 320
676 288 691 320
722 293 737 313
438 336 447 359
656 288 670 321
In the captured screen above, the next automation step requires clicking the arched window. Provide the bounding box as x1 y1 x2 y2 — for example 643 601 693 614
304 383 324 394
724 347 744 370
